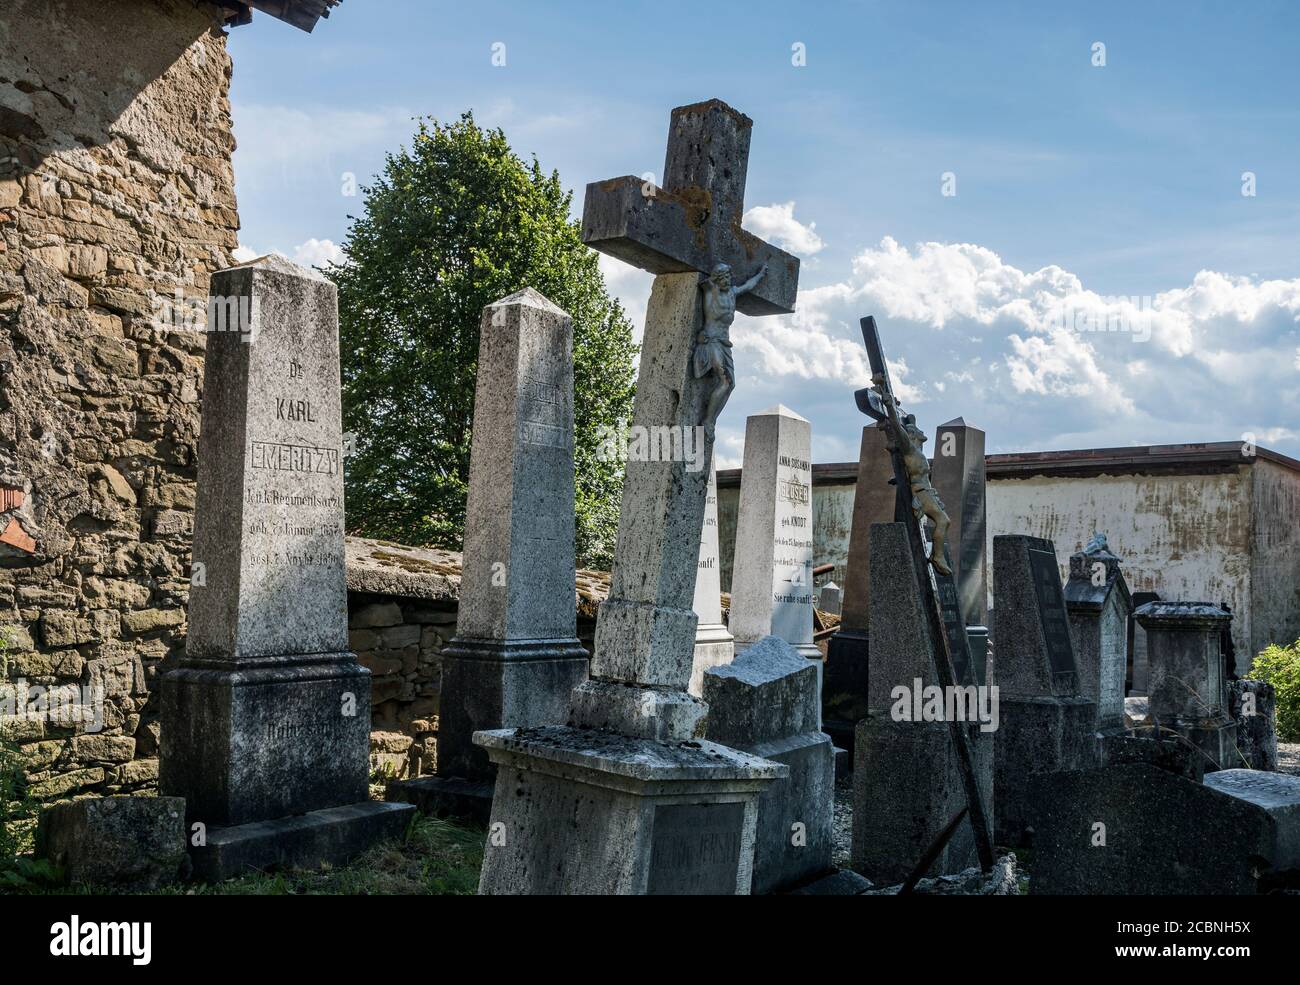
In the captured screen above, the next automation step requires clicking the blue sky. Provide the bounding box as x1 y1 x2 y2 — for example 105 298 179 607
228 1 1300 465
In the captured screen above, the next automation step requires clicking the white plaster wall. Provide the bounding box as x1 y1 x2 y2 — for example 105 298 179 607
1249 460 1300 656
987 469 1255 670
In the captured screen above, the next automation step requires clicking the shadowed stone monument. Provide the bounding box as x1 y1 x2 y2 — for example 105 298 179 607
992 534 1097 846
851 523 993 883
1029 763 1299 895
690 464 734 696
704 636 834 894
474 99 799 894
1135 601 1237 771
729 406 819 668
388 289 589 821
1064 533 1131 733
160 255 414 880
930 417 989 673
823 423 893 756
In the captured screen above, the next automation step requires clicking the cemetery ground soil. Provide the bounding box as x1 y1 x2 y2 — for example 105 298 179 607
4 788 486 896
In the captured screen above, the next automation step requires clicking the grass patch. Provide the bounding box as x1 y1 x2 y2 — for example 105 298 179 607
3 812 485 896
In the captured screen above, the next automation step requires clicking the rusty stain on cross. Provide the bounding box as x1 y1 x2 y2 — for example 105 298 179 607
580 98 800 318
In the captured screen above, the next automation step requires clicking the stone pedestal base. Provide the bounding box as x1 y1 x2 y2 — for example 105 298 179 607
1170 718 1238 772
385 775 494 826
159 652 371 827
851 715 994 884
994 695 1098 846
436 638 589 782
745 732 835 893
689 624 734 697
473 726 785 894
188 801 416 883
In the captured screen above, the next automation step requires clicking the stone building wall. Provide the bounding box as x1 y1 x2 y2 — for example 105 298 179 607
346 537 601 781
0 1 238 800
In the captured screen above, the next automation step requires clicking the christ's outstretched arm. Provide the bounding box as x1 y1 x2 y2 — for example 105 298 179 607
736 263 768 295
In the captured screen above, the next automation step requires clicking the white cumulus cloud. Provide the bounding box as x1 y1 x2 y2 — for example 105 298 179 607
722 237 1300 460
741 201 825 257
292 238 345 268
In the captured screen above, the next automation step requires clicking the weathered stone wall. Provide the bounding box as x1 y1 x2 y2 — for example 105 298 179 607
0 1 238 799
346 537 601 781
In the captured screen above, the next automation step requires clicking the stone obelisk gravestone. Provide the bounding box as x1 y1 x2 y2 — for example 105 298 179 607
1064 533 1131 733
823 423 893 755
160 255 414 880
388 289 589 821
1135 601 1238 770
473 99 800 894
729 406 820 669
930 417 989 675
690 464 734 696
992 534 1097 846
852 522 994 883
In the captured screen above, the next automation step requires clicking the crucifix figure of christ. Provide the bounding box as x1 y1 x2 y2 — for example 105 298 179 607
696 261 767 435
854 315 996 873
868 376 952 576
573 99 800 738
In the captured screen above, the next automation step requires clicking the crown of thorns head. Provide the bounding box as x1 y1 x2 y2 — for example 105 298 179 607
711 263 731 277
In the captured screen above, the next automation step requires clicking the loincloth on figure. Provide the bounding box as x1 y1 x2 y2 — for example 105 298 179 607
693 335 734 380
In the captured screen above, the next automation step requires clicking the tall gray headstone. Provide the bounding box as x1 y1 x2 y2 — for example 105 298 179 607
823 424 893 753
704 636 834 894
474 99 797 894
729 405 819 665
389 289 589 820
690 464 734 696
992 534 1097 846
851 522 993 883
1135 601 1237 770
1064 534 1131 733
160 255 413 879
930 417 988 672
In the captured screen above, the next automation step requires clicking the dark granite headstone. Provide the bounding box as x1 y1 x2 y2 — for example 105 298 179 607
1028 546 1077 692
823 424 893 752
1030 764 1288 895
930 417 988 672
992 534 1096 845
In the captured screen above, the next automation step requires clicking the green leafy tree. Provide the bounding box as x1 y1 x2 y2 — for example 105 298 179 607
1247 639 1300 741
331 113 636 567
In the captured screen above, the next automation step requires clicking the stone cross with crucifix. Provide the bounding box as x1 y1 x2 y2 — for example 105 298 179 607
570 99 801 741
472 100 800 894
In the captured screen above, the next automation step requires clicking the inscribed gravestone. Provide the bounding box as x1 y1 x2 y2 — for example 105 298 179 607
729 405 819 664
160 255 413 879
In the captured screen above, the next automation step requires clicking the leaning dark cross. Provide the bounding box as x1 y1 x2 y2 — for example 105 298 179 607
855 315 997 873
